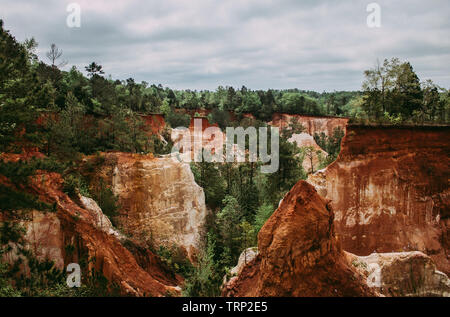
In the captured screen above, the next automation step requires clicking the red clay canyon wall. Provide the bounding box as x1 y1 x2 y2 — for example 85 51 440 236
223 180 375 297
140 114 166 135
270 113 348 136
87 152 208 261
0 170 181 296
270 114 348 172
308 125 450 275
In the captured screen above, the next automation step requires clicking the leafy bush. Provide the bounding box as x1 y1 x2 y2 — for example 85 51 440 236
314 127 345 159
0 160 38 186
0 158 66 185
166 111 191 128
155 245 193 278
63 173 90 198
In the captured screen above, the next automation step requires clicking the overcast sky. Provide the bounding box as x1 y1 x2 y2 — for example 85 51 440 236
1 0 449 91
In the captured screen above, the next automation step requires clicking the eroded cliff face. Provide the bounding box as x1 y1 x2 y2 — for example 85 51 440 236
140 114 166 135
308 126 450 274
89 152 208 261
222 180 375 297
269 114 347 172
270 113 348 137
0 171 181 296
346 251 450 297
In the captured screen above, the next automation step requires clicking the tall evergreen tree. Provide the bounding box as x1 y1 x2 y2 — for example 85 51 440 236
0 20 49 152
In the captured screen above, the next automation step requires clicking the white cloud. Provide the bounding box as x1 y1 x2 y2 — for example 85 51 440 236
1 0 449 90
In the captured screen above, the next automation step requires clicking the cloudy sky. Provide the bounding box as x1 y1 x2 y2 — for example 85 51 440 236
1 0 449 91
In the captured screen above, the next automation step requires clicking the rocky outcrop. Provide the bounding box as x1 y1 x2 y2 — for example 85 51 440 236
269 114 347 172
270 113 348 137
308 125 450 275
347 251 450 297
140 114 166 135
79 195 123 238
89 152 208 261
222 180 375 297
1 171 181 296
16 210 66 271
227 248 258 279
222 248 259 294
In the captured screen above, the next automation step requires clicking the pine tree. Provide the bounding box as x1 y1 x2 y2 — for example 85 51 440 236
216 196 243 267
0 20 47 152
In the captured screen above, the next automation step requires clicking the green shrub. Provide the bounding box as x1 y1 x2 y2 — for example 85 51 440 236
182 234 221 297
0 185 53 213
156 245 193 278
166 111 191 128
253 204 274 234
63 174 90 198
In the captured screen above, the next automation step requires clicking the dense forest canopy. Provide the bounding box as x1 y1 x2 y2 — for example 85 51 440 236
2 18 449 158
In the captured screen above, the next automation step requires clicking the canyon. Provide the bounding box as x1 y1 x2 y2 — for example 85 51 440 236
222 180 376 297
223 166 449 297
222 122 449 297
1 114 449 297
308 125 450 275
